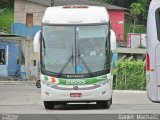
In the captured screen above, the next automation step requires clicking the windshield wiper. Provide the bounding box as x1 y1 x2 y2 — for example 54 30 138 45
58 47 74 77
41 35 46 55
78 55 94 77
41 60 45 68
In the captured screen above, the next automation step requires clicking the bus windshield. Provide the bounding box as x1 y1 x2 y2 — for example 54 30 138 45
41 24 110 78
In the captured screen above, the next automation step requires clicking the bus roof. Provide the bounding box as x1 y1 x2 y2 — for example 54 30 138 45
42 6 109 24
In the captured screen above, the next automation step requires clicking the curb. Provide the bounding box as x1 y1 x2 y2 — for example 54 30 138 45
0 81 36 85
113 90 146 94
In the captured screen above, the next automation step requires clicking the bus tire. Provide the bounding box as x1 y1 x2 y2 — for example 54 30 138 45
97 98 112 109
60 102 67 105
44 101 55 109
36 80 41 88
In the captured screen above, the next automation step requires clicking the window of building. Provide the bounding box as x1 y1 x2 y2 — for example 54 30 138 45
31 60 36 66
156 8 160 41
33 60 36 66
26 13 33 27
0 49 5 65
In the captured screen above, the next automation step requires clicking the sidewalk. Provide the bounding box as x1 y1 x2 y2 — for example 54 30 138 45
113 90 146 94
0 80 36 85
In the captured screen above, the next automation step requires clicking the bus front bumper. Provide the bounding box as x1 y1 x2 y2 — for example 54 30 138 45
41 83 112 102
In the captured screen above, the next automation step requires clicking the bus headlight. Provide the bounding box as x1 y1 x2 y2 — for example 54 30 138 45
42 80 58 88
95 79 110 86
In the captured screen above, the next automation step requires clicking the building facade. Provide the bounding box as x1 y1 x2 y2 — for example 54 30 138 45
0 35 25 79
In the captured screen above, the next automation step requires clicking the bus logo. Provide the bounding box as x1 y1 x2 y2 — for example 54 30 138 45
73 86 79 90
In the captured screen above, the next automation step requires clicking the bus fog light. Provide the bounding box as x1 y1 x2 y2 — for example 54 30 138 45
45 91 51 96
100 91 107 96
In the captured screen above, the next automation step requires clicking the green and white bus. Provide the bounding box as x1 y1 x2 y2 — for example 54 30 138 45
33 5 116 109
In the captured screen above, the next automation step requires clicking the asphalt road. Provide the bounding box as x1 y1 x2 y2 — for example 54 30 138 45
0 84 160 115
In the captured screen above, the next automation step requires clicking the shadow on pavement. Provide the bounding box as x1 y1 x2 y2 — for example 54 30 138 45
53 104 105 110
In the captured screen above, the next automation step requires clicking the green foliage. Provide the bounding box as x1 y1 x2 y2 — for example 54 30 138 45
128 0 150 22
130 3 142 16
130 3 142 33
93 0 114 4
125 21 146 33
0 8 13 33
113 60 146 90
137 0 150 21
124 20 146 41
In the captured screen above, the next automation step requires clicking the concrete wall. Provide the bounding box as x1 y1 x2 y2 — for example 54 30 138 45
0 37 39 80
14 0 46 25
20 39 39 79
0 40 20 77
0 65 8 77
12 0 42 79
28 40 39 78
12 23 41 38
12 0 47 38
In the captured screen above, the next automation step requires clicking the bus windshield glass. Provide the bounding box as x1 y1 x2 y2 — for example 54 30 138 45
41 24 110 77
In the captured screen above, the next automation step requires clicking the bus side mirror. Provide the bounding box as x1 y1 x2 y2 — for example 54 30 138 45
110 29 116 51
33 31 41 53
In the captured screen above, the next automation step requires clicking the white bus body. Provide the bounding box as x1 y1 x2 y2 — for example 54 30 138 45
147 0 160 103
34 5 116 109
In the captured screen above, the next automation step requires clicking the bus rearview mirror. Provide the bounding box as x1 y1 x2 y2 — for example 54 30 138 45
33 31 41 53
110 29 116 51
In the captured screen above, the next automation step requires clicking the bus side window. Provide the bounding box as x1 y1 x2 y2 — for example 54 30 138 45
156 8 160 41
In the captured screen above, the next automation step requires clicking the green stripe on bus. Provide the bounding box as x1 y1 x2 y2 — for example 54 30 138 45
59 75 107 85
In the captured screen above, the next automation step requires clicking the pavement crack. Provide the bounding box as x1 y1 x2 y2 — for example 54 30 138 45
24 95 32 104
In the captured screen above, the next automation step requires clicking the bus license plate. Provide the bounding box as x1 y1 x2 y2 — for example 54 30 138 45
70 93 82 97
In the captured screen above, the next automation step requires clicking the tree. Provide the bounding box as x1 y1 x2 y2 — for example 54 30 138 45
130 3 142 33
0 8 6 14
94 0 114 4
0 0 14 8
113 0 137 8
137 0 150 21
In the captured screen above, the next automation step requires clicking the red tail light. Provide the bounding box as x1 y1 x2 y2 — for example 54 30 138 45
146 53 150 71
63 6 71 8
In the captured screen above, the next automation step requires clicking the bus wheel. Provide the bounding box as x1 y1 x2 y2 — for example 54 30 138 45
97 98 112 109
44 101 55 109
36 80 41 88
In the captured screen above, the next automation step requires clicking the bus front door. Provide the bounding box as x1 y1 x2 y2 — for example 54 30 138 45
155 44 160 101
